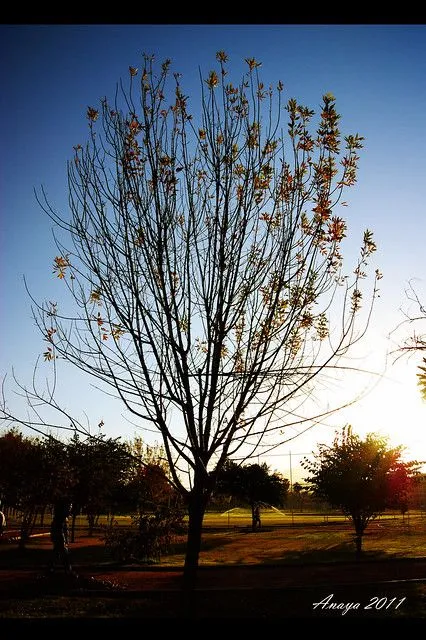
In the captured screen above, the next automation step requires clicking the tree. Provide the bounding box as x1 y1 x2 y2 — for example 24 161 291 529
67 433 130 537
105 437 184 564
38 435 75 527
0 429 73 547
392 281 426 400
0 428 31 513
127 461 177 514
0 429 40 546
124 437 178 515
302 426 419 554
2 52 381 586
215 460 289 530
291 481 307 511
386 461 418 516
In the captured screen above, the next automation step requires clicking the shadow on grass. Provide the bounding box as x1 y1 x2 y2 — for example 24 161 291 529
0 526 416 573
0 537 112 569
168 532 236 557
0 531 239 571
259 543 392 566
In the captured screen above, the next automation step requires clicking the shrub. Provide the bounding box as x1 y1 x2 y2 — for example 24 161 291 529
104 507 186 563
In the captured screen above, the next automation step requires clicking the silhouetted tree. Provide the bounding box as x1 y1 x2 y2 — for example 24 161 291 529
393 281 426 400
303 426 419 554
0 429 73 547
386 461 418 516
291 481 307 511
125 438 178 515
67 433 130 537
1 52 381 587
216 460 289 530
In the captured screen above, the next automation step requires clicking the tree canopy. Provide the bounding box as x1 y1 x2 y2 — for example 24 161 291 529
302 426 419 553
215 459 289 530
391 281 426 400
0 428 173 543
1 52 381 583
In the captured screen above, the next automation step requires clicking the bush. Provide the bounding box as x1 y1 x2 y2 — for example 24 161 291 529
104 507 186 563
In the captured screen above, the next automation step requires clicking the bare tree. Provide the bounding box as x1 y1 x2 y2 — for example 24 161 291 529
391 280 426 399
2 53 381 586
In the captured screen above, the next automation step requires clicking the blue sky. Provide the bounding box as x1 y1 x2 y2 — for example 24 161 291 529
1 24 426 476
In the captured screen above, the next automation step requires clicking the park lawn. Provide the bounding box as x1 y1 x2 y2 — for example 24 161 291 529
1 512 425 569
166 517 426 566
1 514 426 621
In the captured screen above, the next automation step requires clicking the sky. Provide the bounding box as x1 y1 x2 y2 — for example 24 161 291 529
1 23 426 480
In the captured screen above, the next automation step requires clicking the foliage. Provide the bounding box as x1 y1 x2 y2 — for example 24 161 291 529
104 506 185 563
302 426 420 553
289 481 311 511
126 463 177 513
393 281 426 400
0 428 176 545
215 459 289 529
2 51 381 581
124 438 178 514
67 434 131 535
216 460 289 507
0 429 74 546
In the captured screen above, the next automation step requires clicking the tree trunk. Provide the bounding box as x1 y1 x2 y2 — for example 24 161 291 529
183 488 208 592
355 532 363 555
353 516 364 557
19 509 34 549
31 510 38 535
87 513 95 536
71 512 77 543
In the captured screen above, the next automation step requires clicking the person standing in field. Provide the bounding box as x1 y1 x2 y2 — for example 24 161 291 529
253 503 261 530
49 501 73 573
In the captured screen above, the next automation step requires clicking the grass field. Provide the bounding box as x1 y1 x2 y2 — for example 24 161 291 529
22 506 418 531
2 509 425 567
1 511 425 620
178 512 426 566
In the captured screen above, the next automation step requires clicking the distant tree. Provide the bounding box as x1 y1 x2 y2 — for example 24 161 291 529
303 426 419 554
105 438 184 564
38 435 75 527
0 428 30 514
0 429 73 547
291 481 307 511
215 460 289 531
1 52 381 587
125 438 178 515
392 281 426 400
67 433 130 538
126 463 176 513
386 462 418 516
0 429 39 545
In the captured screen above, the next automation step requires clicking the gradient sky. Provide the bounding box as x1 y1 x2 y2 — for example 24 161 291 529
1 24 425 478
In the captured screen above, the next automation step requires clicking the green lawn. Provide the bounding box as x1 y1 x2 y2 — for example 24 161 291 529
1 511 425 620
2 510 425 568
172 514 426 566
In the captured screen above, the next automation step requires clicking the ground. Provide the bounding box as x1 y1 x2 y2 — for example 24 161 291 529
1 518 426 623
1 560 426 626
